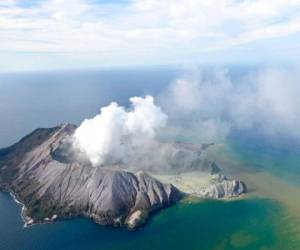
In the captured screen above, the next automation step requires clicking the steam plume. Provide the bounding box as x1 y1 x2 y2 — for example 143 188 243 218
73 95 167 166
72 66 300 169
159 66 300 142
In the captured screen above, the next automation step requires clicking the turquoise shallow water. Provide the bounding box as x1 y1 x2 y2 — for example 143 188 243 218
0 192 298 250
0 68 300 249
228 135 300 187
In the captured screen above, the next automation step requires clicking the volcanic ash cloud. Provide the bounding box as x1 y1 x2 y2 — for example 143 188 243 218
72 95 168 166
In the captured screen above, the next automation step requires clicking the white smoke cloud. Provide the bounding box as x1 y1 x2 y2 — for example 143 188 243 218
73 95 167 166
72 66 300 169
159 66 300 142
164 71 202 113
252 69 300 135
229 68 300 138
159 67 233 142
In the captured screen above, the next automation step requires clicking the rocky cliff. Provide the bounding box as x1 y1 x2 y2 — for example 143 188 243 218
0 124 183 229
0 123 246 229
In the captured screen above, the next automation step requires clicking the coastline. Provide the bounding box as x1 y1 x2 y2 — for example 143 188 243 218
8 191 30 227
8 190 57 228
4 171 246 231
153 171 246 199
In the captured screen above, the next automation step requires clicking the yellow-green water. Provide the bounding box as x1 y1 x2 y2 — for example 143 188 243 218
1 139 300 250
205 142 300 246
0 69 299 249
0 192 299 250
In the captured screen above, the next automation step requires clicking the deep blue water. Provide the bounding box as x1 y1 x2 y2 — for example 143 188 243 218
0 191 298 250
0 68 177 148
0 67 299 250
0 66 258 148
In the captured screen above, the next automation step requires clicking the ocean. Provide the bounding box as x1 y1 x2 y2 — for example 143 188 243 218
0 67 299 250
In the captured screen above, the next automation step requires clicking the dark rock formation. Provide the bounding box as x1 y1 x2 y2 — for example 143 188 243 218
0 124 183 229
0 123 246 229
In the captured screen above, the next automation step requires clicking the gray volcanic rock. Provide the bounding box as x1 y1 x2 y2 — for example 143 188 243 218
0 124 183 229
200 174 246 199
0 123 246 229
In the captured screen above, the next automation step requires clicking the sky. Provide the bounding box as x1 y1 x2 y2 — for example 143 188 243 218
0 0 300 72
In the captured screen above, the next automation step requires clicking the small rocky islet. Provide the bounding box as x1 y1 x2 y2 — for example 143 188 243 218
0 124 246 230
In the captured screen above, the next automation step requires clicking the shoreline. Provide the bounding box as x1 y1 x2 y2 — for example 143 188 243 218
153 171 246 199
8 191 30 228
4 172 246 231
8 190 57 228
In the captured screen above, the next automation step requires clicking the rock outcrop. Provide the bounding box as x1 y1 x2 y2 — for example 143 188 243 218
0 123 246 229
0 124 183 229
200 174 246 199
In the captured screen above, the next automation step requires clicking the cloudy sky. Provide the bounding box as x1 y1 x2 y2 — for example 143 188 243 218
1 0 300 72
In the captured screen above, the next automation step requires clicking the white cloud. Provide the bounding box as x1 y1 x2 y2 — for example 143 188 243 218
1 0 300 53
0 0 300 71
